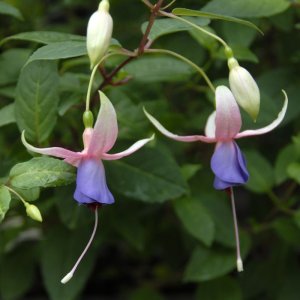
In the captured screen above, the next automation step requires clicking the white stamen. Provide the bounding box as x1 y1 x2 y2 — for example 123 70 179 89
237 257 244 272
60 208 99 284
229 187 244 273
61 272 73 284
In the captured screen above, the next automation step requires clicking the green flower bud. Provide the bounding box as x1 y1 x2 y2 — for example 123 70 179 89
83 110 94 128
25 203 43 222
86 0 113 69
228 58 260 121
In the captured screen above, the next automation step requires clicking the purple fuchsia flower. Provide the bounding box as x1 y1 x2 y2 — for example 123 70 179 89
144 85 288 271
144 85 287 190
22 91 154 205
21 91 154 284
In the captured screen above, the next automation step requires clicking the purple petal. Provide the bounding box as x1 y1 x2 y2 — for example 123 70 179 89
211 141 249 190
74 158 114 204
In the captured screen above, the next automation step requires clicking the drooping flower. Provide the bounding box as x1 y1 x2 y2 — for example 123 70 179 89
144 85 288 190
22 91 154 205
87 0 113 69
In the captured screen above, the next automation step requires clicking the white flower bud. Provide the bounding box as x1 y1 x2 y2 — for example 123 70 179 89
25 203 43 222
228 58 260 121
86 0 113 69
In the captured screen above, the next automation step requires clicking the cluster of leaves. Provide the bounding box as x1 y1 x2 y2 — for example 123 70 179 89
0 0 300 299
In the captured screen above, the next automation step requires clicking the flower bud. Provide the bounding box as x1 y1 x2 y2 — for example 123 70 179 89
228 58 260 121
86 0 113 69
25 203 43 222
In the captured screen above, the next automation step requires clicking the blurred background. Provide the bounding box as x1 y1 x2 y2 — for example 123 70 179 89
0 0 300 299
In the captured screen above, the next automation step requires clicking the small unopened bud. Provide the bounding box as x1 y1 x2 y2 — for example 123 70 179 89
25 203 43 222
83 110 94 128
228 58 260 121
87 0 113 69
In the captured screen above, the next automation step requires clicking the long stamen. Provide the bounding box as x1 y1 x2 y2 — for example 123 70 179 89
61 207 99 284
229 187 243 272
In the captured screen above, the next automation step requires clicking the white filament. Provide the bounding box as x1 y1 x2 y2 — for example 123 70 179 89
61 208 99 284
230 187 244 272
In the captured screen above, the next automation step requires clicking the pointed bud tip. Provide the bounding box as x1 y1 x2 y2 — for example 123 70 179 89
99 0 110 12
25 204 43 222
61 272 73 284
237 258 244 272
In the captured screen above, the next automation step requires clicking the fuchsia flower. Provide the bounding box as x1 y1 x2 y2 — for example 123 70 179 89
144 85 288 189
22 91 154 205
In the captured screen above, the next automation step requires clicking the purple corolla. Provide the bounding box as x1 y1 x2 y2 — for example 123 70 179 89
22 91 154 205
144 85 288 190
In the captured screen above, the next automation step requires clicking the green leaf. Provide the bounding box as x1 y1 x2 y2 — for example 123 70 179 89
0 1 23 20
0 185 11 222
125 55 194 82
40 225 98 300
141 17 210 41
244 151 275 193
15 60 59 143
273 217 300 247
172 8 262 34
0 104 15 127
106 147 188 203
181 164 202 181
199 192 235 248
275 144 297 184
200 0 290 18
1 31 85 45
173 197 215 246
0 246 36 300
287 163 300 184
184 245 236 282
113 211 145 251
26 41 87 65
195 276 242 300
9 157 76 189
0 48 31 86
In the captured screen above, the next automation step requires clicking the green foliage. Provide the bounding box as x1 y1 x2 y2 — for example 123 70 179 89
195 276 242 300
15 60 59 143
0 1 22 20
141 17 210 41
172 8 262 33
40 225 98 300
0 185 11 222
174 197 215 246
201 0 290 17
106 147 188 203
9 157 76 189
0 0 298 298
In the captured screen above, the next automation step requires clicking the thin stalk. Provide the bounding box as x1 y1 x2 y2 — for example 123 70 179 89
161 11 229 48
139 0 165 54
229 187 243 272
85 52 128 111
61 207 99 284
6 186 26 205
145 48 215 92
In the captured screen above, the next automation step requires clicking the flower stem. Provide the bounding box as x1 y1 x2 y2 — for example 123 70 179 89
229 187 243 272
5 186 27 206
145 48 215 92
61 207 99 284
161 11 229 49
85 52 128 111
